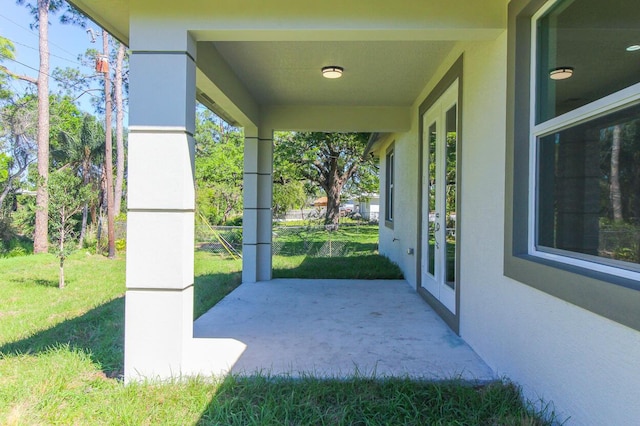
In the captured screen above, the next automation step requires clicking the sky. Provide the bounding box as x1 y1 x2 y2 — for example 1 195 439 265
0 1 106 112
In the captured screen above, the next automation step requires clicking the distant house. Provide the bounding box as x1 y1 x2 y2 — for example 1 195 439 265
357 194 380 221
312 197 327 208
69 0 640 424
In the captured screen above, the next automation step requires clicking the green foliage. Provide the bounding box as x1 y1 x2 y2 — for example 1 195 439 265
48 168 94 287
15 0 83 29
11 192 36 237
49 95 83 153
0 152 9 182
195 107 244 225
115 238 126 252
274 132 379 224
224 216 243 226
0 37 16 100
273 179 306 218
0 36 16 62
0 216 14 245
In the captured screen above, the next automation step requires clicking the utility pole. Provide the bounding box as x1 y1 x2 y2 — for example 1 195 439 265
98 31 116 258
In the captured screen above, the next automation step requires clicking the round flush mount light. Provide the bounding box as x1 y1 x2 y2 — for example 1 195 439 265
322 66 344 79
549 66 574 80
626 44 640 52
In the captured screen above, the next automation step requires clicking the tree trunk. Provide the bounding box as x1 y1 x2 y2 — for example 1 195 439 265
611 124 623 222
59 257 65 288
78 159 91 248
114 42 125 216
34 0 51 253
103 32 116 258
78 204 88 249
58 221 65 289
325 184 342 225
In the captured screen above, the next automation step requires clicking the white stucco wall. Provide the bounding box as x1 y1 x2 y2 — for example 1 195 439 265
379 135 419 287
377 32 640 425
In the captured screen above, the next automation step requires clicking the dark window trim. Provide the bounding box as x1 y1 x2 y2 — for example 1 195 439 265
416 55 463 335
505 0 640 331
384 142 395 229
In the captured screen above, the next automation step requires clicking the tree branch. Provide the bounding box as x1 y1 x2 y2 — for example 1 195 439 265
0 65 37 84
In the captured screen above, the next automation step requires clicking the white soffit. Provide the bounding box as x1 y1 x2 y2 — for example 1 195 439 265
213 41 455 107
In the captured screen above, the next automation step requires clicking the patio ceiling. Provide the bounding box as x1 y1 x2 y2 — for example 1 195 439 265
68 0 508 130
211 40 455 107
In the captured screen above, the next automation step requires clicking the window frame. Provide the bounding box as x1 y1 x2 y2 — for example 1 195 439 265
528 1 640 280
384 143 395 228
505 0 640 332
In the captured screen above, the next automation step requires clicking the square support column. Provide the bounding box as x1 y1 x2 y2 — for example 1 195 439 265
243 128 273 283
124 34 197 381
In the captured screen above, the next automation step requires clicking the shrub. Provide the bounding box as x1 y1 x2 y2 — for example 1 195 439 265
115 238 126 252
0 216 16 245
0 236 32 258
225 216 243 226
7 245 27 257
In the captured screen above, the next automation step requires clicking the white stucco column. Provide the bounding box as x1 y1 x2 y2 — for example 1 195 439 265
242 127 273 283
124 33 197 380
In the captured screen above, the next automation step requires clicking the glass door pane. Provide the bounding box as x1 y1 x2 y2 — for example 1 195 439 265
445 105 457 288
428 122 437 277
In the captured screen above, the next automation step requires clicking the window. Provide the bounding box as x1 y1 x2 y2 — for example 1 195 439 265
505 0 640 331
531 0 640 279
385 144 395 227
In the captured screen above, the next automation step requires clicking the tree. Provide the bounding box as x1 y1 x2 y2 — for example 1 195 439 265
0 36 37 86
53 37 130 251
57 113 104 247
194 108 244 224
16 0 91 253
114 41 126 216
22 0 55 252
610 124 623 222
0 93 37 213
100 31 116 258
48 167 92 288
273 179 306 219
274 132 377 225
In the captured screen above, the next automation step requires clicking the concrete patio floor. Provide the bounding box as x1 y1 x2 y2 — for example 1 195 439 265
193 279 495 381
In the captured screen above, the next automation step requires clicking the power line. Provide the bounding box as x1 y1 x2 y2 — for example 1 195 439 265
1 53 58 82
1 54 127 111
0 12 82 62
7 38 84 66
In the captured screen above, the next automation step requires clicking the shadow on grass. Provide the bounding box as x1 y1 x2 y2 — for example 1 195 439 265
273 254 403 280
274 240 378 257
0 297 125 378
10 276 60 288
0 271 242 378
194 272 242 319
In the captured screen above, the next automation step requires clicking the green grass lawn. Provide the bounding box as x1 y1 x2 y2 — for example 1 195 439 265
271 224 404 279
0 250 555 425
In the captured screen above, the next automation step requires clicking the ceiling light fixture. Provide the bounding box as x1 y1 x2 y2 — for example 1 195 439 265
549 66 574 80
322 66 344 79
626 44 640 52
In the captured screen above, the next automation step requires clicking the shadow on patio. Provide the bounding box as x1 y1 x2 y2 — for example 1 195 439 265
193 279 494 381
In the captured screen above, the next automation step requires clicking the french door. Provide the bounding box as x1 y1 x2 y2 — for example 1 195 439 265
421 80 458 314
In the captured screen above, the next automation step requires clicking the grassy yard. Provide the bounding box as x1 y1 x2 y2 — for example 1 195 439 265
0 250 555 425
271 224 403 279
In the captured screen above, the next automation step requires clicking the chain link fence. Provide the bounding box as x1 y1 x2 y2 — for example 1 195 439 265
195 223 378 258
195 225 243 257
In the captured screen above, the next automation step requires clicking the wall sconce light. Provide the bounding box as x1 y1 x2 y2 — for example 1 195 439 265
322 66 344 79
549 66 574 80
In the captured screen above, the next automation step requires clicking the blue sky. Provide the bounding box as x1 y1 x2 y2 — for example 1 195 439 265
0 1 105 112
